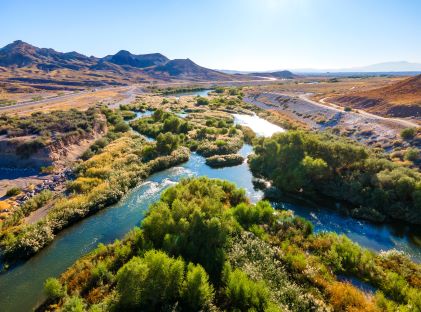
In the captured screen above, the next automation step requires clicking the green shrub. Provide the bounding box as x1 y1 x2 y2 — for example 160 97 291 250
225 269 271 311
156 132 179 155
181 263 214 310
62 296 85 312
44 277 65 300
196 97 209 106
6 187 22 197
232 201 273 230
116 250 185 310
404 147 419 161
401 128 416 140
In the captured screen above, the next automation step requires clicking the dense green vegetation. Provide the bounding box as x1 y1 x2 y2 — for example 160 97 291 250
130 109 245 158
41 178 421 311
249 130 421 224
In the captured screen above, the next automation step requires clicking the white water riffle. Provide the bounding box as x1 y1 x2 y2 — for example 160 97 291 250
233 114 285 137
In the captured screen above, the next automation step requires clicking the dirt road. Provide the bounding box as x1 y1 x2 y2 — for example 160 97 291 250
244 92 416 149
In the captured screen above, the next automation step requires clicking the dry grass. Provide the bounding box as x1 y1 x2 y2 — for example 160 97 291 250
1 87 131 115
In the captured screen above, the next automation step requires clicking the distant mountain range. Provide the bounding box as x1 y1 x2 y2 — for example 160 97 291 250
221 61 421 75
290 61 421 74
0 40 237 88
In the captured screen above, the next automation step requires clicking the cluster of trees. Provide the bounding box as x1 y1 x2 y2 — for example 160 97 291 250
250 130 421 224
130 109 190 138
130 109 246 159
41 178 421 312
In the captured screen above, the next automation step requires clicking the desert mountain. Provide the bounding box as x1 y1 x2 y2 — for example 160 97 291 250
332 75 421 117
0 40 240 89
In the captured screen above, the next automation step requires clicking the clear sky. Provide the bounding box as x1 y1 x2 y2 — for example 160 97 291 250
2 0 421 71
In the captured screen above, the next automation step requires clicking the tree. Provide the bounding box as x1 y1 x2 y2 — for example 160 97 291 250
225 269 271 311
116 250 185 311
163 116 181 133
44 277 65 300
156 132 179 155
181 263 214 310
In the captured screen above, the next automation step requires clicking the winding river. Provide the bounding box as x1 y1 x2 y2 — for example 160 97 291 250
0 91 420 311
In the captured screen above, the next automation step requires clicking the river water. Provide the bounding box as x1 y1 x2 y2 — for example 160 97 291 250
0 91 420 311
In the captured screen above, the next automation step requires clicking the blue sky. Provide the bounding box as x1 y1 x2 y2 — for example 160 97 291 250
2 0 421 71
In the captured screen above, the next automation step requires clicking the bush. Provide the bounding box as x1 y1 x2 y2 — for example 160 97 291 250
401 128 416 140
156 132 179 155
6 187 22 197
404 147 419 161
205 154 244 168
182 263 214 310
225 268 271 311
116 250 185 310
62 296 85 312
40 165 55 174
113 121 130 133
44 277 65 300
327 282 376 312
196 97 209 106
232 201 273 230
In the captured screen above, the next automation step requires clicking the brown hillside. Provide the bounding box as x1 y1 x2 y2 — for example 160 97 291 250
332 75 421 117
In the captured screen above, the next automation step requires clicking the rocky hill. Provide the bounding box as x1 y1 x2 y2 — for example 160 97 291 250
332 75 421 117
149 58 232 81
101 50 169 68
0 40 97 70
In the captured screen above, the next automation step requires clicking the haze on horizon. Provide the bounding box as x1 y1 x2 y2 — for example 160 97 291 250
1 0 421 71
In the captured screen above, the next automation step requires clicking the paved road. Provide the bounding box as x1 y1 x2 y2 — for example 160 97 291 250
0 89 95 112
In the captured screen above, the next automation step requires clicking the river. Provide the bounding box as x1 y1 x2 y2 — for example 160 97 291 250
0 90 420 311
